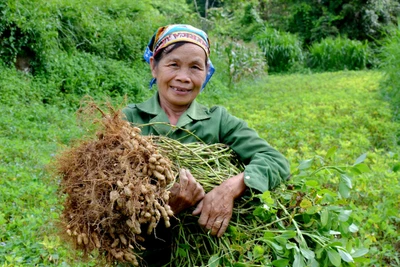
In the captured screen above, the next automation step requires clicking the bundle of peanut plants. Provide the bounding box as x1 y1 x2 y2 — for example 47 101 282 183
54 103 177 266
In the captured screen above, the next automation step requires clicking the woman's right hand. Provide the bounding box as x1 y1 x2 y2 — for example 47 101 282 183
168 169 205 215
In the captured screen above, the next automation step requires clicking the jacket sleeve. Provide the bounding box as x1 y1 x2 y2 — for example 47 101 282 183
217 106 290 192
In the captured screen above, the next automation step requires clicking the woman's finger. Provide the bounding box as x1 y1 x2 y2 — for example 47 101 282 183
185 170 205 201
179 169 189 192
192 199 203 215
217 219 230 237
210 218 224 236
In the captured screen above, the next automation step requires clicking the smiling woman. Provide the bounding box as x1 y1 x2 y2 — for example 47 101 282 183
122 24 290 266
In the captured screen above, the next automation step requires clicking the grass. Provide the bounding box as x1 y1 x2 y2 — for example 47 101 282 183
1 70 399 266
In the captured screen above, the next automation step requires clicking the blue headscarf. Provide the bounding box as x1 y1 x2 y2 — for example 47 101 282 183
143 24 215 91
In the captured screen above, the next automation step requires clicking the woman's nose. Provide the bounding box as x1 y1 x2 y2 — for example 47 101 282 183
175 68 191 83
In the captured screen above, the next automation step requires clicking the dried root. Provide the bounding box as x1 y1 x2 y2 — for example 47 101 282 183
54 102 176 265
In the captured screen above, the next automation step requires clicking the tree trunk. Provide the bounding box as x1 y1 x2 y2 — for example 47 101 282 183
205 0 209 19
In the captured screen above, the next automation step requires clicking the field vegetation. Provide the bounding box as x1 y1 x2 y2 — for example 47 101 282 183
0 0 399 266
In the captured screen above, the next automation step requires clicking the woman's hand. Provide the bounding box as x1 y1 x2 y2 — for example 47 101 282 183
193 173 247 237
168 169 205 215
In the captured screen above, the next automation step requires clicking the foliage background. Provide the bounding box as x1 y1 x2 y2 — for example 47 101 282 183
0 0 399 266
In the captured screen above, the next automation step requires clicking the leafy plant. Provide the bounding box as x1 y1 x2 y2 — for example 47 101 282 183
308 37 369 71
256 28 304 73
211 38 267 88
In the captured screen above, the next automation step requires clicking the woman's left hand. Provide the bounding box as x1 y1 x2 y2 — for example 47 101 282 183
169 169 205 215
192 173 247 237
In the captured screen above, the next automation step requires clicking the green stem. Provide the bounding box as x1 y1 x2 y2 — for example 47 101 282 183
276 199 307 246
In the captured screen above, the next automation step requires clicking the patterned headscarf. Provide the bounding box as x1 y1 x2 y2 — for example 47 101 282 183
143 24 215 91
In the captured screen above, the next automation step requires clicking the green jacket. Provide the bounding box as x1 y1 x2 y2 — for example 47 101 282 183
122 92 290 192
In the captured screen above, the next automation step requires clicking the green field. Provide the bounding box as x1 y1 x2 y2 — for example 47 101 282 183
1 69 399 266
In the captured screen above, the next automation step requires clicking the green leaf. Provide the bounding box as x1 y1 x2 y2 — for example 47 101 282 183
354 163 370 173
338 210 352 222
208 254 220 267
300 247 315 260
253 245 264 259
354 153 367 165
300 199 312 209
306 205 321 214
349 223 359 233
253 206 270 221
286 242 298 250
351 248 369 258
177 247 187 257
339 182 351 199
327 249 342 266
337 248 354 263
293 252 305 267
247 251 253 261
393 163 400 172
309 258 319 267
272 259 289 267
305 180 319 187
274 236 287 245
325 146 337 159
298 159 313 170
261 191 274 205
264 231 275 240
321 208 329 227
340 174 352 188
0 213 6 225
280 231 296 239
265 240 283 253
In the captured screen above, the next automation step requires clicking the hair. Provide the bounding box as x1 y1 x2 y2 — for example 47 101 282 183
153 42 208 66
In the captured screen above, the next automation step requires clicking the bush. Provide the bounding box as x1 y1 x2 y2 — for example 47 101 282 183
35 52 151 107
255 28 304 73
0 65 38 105
210 38 266 88
308 37 369 71
379 27 400 122
0 0 193 74
55 0 162 62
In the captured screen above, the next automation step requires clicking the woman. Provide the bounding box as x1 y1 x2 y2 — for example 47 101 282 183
123 24 290 264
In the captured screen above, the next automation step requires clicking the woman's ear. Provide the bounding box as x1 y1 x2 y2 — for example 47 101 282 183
150 57 157 78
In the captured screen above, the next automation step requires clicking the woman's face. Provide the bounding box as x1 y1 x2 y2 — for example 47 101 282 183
150 43 208 110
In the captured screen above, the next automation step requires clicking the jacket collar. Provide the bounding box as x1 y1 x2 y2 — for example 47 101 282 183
136 92 211 124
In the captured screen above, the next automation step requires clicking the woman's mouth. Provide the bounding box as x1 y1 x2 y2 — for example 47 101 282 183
171 86 192 93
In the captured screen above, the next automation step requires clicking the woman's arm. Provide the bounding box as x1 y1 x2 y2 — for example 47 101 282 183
217 106 291 192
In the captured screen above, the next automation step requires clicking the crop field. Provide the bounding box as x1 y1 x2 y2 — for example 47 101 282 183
1 70 399 266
